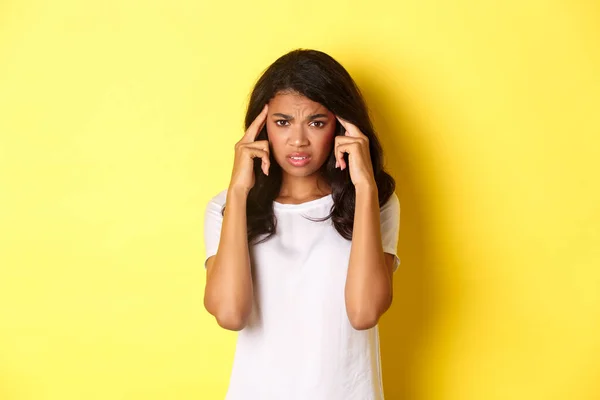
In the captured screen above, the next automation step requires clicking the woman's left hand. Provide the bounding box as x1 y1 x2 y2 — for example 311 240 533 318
335 116 376 188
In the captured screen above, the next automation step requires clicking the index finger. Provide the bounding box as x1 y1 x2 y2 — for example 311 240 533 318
336 116 364 138
243 104 269 143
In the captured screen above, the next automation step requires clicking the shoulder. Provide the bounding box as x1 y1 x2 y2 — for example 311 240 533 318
381 191 399 211
208 188 228 206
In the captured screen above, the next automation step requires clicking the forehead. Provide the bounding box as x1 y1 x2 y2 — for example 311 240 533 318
269 91 328 113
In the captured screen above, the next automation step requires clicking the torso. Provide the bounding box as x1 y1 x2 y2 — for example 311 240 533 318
220 191 384 400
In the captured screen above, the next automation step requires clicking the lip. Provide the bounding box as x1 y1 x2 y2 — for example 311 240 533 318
286 152 311 167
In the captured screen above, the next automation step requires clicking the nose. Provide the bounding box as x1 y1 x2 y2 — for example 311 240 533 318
288 125 309 147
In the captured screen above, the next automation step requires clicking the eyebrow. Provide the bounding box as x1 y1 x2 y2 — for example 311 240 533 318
272 113 328 121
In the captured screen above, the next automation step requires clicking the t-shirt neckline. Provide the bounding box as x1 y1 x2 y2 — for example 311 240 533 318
273 193 333 210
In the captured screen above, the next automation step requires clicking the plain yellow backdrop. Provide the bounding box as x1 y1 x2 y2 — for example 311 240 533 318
1 0 599 399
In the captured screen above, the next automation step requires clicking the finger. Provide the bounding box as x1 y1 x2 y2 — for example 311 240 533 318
334 138 341 169
334 136 357 169
243 140 270 153
334 136 355 144
262 156 270 176
243 104 269 143
244 147 270 176
257 145 271 176
243 142 270 174
335 142 348 171
337 142 362 170
336 116 364 138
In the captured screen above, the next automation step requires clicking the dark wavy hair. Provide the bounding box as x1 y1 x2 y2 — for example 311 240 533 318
225 48 395 245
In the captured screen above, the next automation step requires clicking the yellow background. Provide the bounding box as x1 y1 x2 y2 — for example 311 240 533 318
1 0 599 399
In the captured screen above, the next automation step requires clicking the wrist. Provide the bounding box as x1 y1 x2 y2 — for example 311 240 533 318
227 185 250 203
354 179 377 195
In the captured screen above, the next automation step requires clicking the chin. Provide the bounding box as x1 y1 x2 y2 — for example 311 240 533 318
278 162 324 177
282 167 319 177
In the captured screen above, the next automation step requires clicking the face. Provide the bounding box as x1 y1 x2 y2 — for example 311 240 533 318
265 91 337 177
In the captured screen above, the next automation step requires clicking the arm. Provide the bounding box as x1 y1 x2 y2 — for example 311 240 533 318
344 182 395 330
203 104 271 331
203 187 254 331
333 116 398 331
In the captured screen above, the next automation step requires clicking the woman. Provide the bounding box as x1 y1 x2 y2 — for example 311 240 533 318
203 48 401 400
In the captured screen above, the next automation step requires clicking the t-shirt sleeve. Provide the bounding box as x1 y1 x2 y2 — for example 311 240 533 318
380 191 401 272
203 191 227 268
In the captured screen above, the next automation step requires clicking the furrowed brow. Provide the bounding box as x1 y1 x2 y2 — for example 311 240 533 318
272 113 328 120
272 113 293 119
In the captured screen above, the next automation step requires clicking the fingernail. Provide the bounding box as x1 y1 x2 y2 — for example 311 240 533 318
335 160 339 168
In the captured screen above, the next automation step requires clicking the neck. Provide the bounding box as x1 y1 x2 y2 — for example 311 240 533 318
279 172 331 200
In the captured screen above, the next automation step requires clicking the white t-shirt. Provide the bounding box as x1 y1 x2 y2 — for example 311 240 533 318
203 189 401 400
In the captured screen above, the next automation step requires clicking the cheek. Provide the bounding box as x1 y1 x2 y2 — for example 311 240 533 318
266 131 285 158
315 130 336 154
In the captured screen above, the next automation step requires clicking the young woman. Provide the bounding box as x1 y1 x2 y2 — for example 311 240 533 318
203 49 401 400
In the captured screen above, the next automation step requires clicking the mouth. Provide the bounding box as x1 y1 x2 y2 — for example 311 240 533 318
286 153 311 167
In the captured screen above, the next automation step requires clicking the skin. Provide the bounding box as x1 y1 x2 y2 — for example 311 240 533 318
266 91 336 202
204 91 395 331
334 116 395 330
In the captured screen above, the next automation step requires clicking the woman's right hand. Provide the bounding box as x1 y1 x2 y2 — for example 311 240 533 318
228 104 270 194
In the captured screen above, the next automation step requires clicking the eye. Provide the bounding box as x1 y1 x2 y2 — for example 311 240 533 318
275 120 290 127
310 121 326 128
